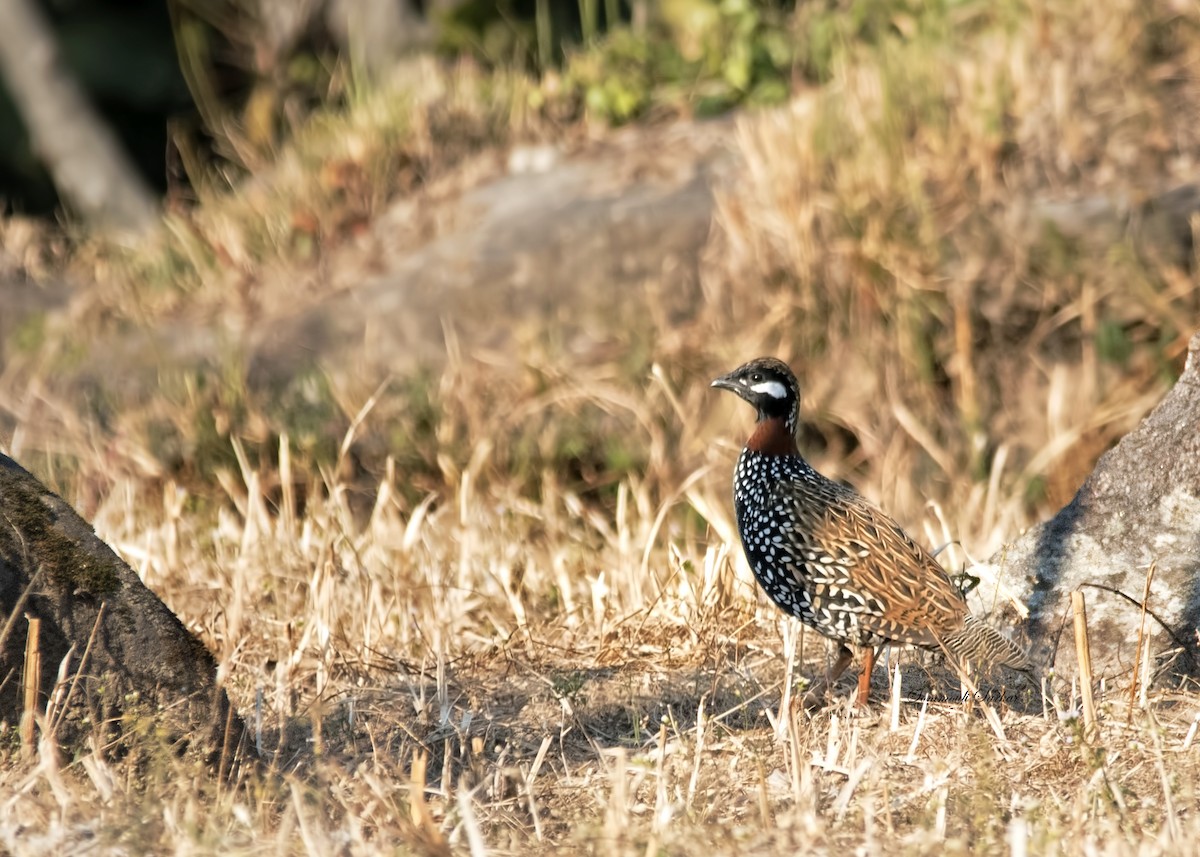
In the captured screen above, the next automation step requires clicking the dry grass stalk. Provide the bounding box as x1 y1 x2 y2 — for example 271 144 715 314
457 786 489 857
408 749 449 855
1071 590 1098 741
41 604 105 749
20 616 40 758
1128 560 1158 717
889 661 902 732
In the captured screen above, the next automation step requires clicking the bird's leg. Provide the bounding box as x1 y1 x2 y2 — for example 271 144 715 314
856 647 875 707
802 645 855 709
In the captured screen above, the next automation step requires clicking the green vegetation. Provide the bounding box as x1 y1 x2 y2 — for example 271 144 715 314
563 1 796 121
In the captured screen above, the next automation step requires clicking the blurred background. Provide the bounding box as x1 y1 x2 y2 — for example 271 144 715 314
0 0 799 220
0 0 1194 542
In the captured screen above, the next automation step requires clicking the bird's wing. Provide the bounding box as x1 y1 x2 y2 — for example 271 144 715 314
769 477 968 646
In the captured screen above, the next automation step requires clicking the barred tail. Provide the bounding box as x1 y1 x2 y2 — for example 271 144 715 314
944 615 1033 675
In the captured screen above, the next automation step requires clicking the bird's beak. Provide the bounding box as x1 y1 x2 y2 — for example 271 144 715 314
710 373 739 392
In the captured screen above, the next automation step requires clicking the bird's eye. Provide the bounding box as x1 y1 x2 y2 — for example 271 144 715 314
750 372 763 383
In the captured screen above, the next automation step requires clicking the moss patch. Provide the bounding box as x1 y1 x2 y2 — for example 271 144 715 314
0 462 121 595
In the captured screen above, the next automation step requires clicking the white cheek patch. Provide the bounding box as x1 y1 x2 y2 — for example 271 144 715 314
750 380 788 399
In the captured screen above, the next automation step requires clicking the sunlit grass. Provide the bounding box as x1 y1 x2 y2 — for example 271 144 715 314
3 410 1198 853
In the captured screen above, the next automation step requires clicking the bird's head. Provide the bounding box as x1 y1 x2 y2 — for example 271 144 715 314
711 357 801 434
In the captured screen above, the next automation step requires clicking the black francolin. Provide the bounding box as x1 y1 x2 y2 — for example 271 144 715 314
712 357 1032 706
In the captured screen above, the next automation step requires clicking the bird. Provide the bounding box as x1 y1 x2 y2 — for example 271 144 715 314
711 356 1033 707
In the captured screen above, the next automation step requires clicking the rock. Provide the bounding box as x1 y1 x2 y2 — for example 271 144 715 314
986 332 1200 683
0 454 248 769
1030 184 1200 269
13 118 733 405
248 117 733 384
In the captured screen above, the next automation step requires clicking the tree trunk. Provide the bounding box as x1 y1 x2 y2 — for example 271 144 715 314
0 0 158 233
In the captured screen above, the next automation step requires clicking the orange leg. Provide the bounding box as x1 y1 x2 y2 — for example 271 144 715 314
856 647 875 706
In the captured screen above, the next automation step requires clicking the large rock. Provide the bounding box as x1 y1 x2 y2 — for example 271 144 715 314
2 119 733 407
1029 183 1200 269
250 120 731 382
0 454 247 768
988 332 1200 683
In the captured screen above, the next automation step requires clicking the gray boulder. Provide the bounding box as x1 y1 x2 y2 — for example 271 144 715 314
988 332 1200 683
0 454 248 769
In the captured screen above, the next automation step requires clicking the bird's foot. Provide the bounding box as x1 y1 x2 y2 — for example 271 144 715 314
800 685 829 712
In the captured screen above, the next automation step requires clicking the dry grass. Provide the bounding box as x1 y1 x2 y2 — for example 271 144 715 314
3 0 1200 853
2 428 1198 855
